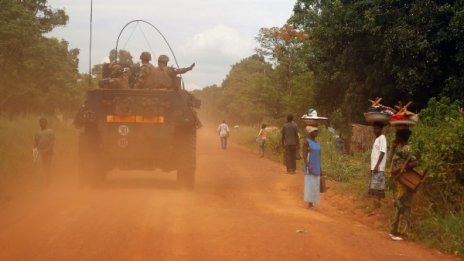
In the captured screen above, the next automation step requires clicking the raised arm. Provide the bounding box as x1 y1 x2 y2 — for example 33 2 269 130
173 63 195 75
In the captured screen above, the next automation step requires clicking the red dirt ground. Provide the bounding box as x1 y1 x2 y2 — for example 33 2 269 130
0 128 461 261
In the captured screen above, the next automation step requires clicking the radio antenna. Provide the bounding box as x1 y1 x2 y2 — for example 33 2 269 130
88 0 93 88
115 20 184 89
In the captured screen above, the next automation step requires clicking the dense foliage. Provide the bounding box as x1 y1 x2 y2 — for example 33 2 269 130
91 49 135 80
411 97 464 213
196 0 464 130
194 55 282 125
0 0 83 115
193 1 464 253
290 0 464 121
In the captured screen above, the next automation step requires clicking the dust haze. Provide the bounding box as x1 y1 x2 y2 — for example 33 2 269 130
0 118 459 260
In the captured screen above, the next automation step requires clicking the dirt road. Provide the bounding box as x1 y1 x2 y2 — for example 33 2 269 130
0 128 460 261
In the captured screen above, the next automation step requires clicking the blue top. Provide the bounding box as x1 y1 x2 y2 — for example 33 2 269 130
304 139 321 176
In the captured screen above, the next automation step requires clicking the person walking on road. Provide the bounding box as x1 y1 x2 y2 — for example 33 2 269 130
217 120 230 150
281 114 299 174
302 126 322 209
256 124 267 158
368 122 387 211
33 117 55 184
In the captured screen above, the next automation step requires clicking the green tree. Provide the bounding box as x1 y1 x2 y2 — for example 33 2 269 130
0 0 80 115
92 49 134 80
256 24 312 118
411 97 464 213
195 55 279 125
289 0 464 123
192 85 225 123
218 55 277 124
109 49 134 65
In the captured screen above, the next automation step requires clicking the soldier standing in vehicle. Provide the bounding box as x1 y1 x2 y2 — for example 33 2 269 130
134 51 156 89
98 63 130 89
110 64 130 89
153 54 195 89
33 117 55 184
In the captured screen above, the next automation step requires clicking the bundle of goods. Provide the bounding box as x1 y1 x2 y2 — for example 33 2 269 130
389 101 418 127
394 157 428 193
364 97 396 124
301 108 328 127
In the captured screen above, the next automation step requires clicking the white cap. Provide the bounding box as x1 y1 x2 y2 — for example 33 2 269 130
306 126 318 133
301 108 328 120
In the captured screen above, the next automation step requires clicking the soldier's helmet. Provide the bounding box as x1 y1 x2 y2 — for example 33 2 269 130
140 52 152 61
158 54 169 64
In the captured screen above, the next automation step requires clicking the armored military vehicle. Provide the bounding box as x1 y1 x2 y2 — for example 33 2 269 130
74 21 201 189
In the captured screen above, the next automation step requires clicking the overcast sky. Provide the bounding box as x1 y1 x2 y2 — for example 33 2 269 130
47 0 296 90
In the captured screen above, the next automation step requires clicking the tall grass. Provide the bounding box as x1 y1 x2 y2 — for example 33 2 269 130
0 116 37 181
229 125 283 163
0 115 78 184
229 123 463 256
229 124 369 184
414 211 464 255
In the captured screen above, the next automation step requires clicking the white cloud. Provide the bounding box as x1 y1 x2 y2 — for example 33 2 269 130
183 25 254 59
176 25 255 87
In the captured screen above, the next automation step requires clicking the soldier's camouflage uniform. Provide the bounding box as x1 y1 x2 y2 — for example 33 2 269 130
99 64 130 89
109 76 129 89
134 62 156 89
151 66 191 89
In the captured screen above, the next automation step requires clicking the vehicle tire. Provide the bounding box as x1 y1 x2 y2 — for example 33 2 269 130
176 125 196 189
78 132 106 187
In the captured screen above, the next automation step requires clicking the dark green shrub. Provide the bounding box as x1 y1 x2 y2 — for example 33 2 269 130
411 97 464 213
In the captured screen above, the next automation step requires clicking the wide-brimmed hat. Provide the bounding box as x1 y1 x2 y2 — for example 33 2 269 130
301 108 328 120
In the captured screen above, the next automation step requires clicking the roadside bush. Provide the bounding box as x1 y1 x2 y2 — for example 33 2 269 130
230 123 369 184
408 97 464 256
228 126 257 147
225 99 464 256
410 97 464 213
265 129 285 163
229 125 283 162
414 211 464 256
0 116 37 181
317 127 368 183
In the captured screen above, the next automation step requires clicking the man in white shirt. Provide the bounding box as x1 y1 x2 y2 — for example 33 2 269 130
369 122 387 209
217 120 230 149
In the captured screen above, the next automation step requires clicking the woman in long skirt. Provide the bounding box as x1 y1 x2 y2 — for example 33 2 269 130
302 126 322 208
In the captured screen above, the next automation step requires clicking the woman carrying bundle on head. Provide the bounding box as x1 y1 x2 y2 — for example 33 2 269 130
302 126 322 209
389 128 419 241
